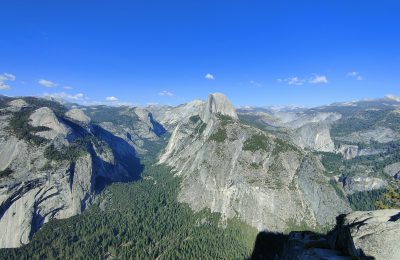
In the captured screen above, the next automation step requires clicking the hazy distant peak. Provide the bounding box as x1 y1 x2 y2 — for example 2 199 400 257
385 94 400 102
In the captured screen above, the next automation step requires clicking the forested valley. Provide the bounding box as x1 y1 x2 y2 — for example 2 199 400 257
0 164 257 259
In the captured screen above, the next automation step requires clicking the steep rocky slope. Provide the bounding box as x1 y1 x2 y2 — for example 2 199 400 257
159 93 351 231
0 97 163 248
147 99 205 131
239 99 400 196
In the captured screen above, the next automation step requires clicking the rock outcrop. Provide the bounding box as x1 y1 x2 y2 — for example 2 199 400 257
200 93 238 122
29 107 69 139
159 93 350 232
147 100 205 130
0 98 144 248
256 210 400 259
342 176 387 194
330 209 400 259
292 122 335 152
65 108 91 125
133 108 165 136
384 162 400 179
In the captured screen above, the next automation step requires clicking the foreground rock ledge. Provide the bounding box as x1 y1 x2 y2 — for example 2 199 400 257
283 209 400 260
252 210 400 259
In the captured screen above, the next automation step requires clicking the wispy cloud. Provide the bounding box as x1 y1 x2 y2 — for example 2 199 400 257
43 92 86 101
205 73 215 80
0 73 16 90
38 79 58 88
278 74 328 86
42 92 135 106
159 90 173 97
278 76 305 86
106 96 119 101
63 86 74 90
347 71 363 80
309 74 328 84
250 80 261 87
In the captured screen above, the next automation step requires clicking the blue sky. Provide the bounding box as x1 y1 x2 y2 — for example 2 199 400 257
1 0 400 107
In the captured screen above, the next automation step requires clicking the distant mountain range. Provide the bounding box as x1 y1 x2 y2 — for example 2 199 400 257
0 93 399 259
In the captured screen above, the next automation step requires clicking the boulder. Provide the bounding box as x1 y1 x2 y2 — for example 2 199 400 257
331 210 400 259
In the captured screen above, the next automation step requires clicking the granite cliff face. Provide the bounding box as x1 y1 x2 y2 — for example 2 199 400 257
239 99 400 197
159 93 350 232
0 97 163 248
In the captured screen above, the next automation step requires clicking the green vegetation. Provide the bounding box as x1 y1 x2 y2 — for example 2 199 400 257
209 127 227 142
44 143 87 162
21 97 67 116
6 97 69 145
189 115 207 135
272 138 299 156
243 134 270 152
87 106 139 127
347 189 386 211
250 162 262 169
0 168 13 179
319 152 343 176
329 180 346 200
195 122 207 135
331 108 400 137
238 114 279 133
8 108 49 145
216 113 234 126
44 135 105 162
189 115 201 124
374 183 400 209
284 218 311 233
0 165 257 259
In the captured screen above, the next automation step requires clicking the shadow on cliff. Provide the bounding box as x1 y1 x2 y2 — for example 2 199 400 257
250 215 376 260
91 125 144 192
62 118 145 193
250 231 289 260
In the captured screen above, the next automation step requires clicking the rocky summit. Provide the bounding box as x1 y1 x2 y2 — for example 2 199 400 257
159 93 350 231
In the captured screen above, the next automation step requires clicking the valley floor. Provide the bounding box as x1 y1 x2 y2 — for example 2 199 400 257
0 164 257 259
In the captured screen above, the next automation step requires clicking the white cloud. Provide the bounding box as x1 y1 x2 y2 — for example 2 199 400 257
0 73 16 90
42 92 135 106
205 73 215 80
309 75 328 84
250 80 261 87
38 79 58 88
347 71 363 80
106 96 119 101
159 90 173 97
63 86 74 90
43 92 86 101
278 74 328 85
287 77 305 86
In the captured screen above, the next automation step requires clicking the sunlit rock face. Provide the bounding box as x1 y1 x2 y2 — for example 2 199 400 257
159 93 350 232
200 93 238 123
0 97 161 248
